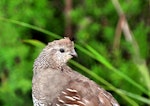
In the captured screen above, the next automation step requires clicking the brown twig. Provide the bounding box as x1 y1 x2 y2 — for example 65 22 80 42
64 0 73 40
113 15 125 50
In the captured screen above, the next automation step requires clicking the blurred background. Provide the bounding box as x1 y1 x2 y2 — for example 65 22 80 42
0 0 150 106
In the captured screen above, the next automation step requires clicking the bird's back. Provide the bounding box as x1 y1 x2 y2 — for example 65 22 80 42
32 65 119 106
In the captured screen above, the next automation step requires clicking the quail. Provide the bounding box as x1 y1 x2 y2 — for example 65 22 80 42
32 37 120 106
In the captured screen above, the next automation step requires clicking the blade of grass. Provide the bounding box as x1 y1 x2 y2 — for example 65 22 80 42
111 0 150 96
85 44 148 95
75 43 148 95
134 59 150 96
119 89 150 105
0 17 61 39
23 39 46 48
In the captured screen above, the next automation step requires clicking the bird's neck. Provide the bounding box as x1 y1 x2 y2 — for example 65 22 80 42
33 57 68 75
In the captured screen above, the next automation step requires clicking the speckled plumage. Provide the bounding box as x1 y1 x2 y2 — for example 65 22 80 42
32 37 120 106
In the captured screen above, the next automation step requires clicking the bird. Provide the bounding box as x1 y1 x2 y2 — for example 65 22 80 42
32 37 120 106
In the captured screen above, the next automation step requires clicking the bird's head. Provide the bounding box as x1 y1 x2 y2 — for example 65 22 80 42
34 37 77 70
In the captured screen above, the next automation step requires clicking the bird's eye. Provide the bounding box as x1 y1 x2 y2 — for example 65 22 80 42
59 48 65 53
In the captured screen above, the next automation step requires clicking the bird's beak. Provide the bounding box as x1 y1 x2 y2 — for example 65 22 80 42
70 49 78 57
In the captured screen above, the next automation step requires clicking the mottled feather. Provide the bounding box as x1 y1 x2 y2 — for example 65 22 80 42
32 37 120 106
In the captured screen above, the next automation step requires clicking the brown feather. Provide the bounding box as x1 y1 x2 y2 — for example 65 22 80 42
32 38 120 106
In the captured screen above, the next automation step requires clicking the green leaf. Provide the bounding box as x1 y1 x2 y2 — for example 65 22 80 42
23 39 46 48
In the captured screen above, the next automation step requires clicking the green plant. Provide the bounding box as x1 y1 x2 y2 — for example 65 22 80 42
0 0 149 106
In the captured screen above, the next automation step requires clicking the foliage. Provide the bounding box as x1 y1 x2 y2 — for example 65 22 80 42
0 0 150 106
